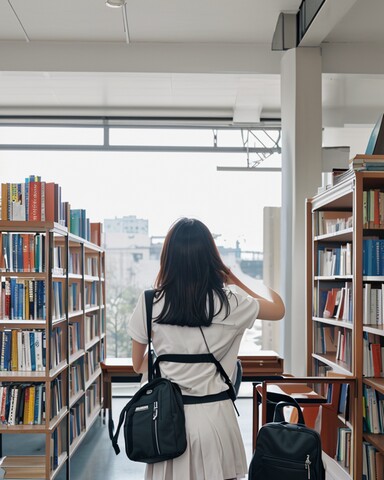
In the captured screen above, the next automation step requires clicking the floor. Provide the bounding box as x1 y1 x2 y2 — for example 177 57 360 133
0 385 254 480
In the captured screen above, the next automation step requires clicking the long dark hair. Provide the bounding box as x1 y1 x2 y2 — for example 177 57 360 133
154 218 231 327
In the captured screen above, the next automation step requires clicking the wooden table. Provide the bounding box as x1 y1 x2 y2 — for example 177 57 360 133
101 351 284 439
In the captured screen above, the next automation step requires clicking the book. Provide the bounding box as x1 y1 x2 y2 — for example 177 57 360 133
28 181 41 222
90 222 102 246
323 288 340 318
338 383 350 421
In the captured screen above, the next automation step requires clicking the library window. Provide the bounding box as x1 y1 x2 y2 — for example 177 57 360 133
0 121 282 359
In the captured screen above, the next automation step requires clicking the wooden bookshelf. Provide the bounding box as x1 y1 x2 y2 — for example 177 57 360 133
307 169 384 480
0 221 105 479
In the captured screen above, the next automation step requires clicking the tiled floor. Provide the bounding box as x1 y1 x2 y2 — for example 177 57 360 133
0 389 253 480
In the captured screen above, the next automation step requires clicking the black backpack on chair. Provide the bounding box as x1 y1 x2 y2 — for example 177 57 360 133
249 401 325 480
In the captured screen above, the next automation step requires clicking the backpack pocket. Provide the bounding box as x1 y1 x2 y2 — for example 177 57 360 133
260 455 312 480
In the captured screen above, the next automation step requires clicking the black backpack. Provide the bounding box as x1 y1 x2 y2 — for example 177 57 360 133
249 401 325 480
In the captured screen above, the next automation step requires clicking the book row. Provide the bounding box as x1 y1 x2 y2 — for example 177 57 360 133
335 328 352 369
0 278 46 320
85 312 99 344
317 283 352 322
86 382 100 416
317 244 352 277
363 238 384 276
0 383 45 425
69 252 101 277
363 441 384 480
363 283 384 325
363 188 384 229
69 322 81 356
316 211 353 236
314 326 352 370
69 401 84 444
1 177 63 224
51 327 63 369
336 427 351 471
363 384 384 435
0 177 103 245
363 332 384 378
70 362 84 399
0 329 46 372
85 281 99 308
0 233 45 273
85 348 98 381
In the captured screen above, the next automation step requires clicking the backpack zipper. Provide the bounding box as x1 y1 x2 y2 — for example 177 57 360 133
305 455 311 479
153 401 161 455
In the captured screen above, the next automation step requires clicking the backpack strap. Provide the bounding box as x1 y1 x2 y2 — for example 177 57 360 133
111 396 130 455
154 352 239 414
144 289 156 382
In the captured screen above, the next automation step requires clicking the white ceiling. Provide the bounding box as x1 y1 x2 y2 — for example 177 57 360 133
0 0 384 124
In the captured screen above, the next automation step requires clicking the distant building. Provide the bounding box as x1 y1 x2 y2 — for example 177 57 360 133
103 216 263 289
104 216 148 235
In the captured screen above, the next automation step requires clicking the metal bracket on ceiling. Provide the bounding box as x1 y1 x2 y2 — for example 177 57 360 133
8 0 30 43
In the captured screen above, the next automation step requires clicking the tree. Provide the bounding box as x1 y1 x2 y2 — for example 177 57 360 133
106 269 141 357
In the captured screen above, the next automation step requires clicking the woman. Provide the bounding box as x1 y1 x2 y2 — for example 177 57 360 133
128 218 285 480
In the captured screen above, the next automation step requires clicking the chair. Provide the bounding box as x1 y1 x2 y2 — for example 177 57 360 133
252 376 328 450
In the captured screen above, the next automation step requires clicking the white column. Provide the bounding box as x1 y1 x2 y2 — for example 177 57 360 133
281 47 322 375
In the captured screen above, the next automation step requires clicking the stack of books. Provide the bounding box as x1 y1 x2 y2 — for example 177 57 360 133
349 154 384 171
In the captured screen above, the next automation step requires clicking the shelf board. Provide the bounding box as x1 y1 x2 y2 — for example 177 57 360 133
69 389 85 408
52 316 67 327
0 320 46 327
85 367 101 390
313 317 353 329
50 452 68 480
314 228 353 242
312 353 352 375
51 273 66 280
0 371 46 381
312 181 354 210
69 429 86 457
86 404 102 429
363 276 384 282
84 306 99 314
49 407 68 431
85 336 100 351
68 233 103 252
0 424 48 434
322 451 352 480
84 274 99 282
68 273 82 280
49 361 67 379
0 455 46 479
0 272 46 278
363 377 384 394
68 309 83 319
315 275 354 281
363 324 384 336
363 433 384 454
69 349 84 364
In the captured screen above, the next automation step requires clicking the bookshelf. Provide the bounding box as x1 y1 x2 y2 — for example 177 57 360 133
307 168 384 480
0 220 105 479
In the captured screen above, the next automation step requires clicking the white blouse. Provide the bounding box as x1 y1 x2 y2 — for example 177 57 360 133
127 286 260 396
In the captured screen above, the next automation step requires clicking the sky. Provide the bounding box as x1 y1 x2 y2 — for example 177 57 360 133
0 127 282 252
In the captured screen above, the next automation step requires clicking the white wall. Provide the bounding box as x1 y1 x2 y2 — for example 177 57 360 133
323 126 373 158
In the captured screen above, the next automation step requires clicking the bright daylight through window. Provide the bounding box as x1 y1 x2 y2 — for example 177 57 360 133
0 123 282 358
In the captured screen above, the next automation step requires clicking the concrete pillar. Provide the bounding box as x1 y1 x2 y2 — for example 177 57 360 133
281 47 322 375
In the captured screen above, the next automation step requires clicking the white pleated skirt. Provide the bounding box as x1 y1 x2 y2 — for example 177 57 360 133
145 399 247 480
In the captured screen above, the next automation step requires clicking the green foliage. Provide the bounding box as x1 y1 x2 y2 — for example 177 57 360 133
106 270 141 357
